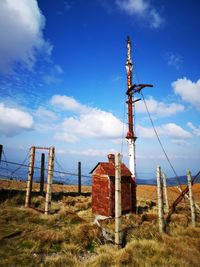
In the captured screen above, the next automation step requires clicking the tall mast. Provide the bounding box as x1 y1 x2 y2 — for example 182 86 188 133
126 36 137 177
125 36 153 178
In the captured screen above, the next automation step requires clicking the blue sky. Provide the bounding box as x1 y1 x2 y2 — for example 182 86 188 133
0 0 200 179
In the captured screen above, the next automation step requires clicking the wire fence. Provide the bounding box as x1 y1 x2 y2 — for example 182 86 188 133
0 146 200 217
0 147 92 194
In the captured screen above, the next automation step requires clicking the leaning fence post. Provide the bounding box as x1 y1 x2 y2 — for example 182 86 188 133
157 166 165 233
162 172 169 213
45 146 55 215
78 161 81 195
25 146 35 207
115 153 122 248
187 170 196 227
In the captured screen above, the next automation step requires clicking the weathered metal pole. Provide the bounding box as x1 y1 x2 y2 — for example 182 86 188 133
187 170 196 227
115 153 122 248
45 146 55 215
40 153 45 195
162 172 169 213
126 36 136 178
156 166 165 233
78 161 81 195
25 146 35 207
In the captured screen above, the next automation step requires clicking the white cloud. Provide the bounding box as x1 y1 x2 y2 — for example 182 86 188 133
0 0 52 72
50 95 125 142
166 52 183 70
50 95 89 113
57 110 124 142
0 103 33 136
172 78 200 111
187 122 200 137
158 123 192 139
137 96 184 117
116 0 163 28
136 125 155 138
50 95 190 144
137 123 192 140
35 107 58 121
116 0 149 14
68 148 117 157
55 131 79 143
149 8 163 29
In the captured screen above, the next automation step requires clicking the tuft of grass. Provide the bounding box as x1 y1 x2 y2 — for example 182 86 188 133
126 223 162 242
31 228 66 243
170 213 189 227
72 223 100 251
61 242 82 255
141 212 158 223
43 252 79 267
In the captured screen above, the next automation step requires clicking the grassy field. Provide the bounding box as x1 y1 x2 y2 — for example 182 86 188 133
0 179 200 266
0 179 91 193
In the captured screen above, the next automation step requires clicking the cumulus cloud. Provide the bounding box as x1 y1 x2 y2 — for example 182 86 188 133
0 103 33 136
0 0 52 72
137 123 192 140
50 95 125 143
137 96 184 117
50 95 88 113
116 0 163 28
172 78 200 111
160 123 192 139
187 122 200 137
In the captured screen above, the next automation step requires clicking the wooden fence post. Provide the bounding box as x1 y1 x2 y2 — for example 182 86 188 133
0 144 3 163
157 166 165 233
25 146 35 207
115 153 122 248
78 161 81 195
40 153 45 195
162 172 169 213
187 170 196 227
45 147 55 215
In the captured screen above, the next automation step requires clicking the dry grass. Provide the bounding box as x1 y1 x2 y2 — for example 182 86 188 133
0 178 91 193
0 180 200 266
137 184 200 205
85 228 200 267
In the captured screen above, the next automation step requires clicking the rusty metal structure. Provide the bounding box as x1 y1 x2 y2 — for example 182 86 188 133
125 36 153 178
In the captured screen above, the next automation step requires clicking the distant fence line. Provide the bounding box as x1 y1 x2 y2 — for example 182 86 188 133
1 158 199 187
